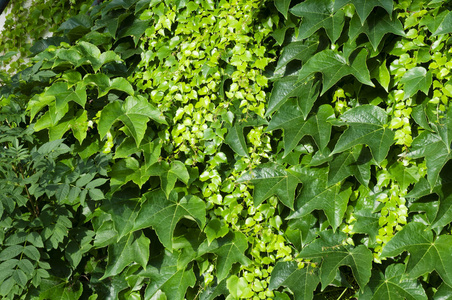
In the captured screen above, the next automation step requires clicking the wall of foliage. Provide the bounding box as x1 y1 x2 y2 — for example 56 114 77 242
1 0 452 299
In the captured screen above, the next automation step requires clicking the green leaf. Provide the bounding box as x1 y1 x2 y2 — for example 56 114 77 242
268 102 335 156
407 108 452 188
98 95 166 146
266 75 320 118
334 0 393 24
372 59 390 92
332 105 395 164
225 124 248 157
133 190 206 249
198 232 251 282
83 73 134 97
360 264 427 300
433 10 452 35
299 230 373 289
102 231 150 279
400 67 432 100
388 163 420 191
349 12 405 51
298 49 374 95
275 42 318 72
269 261 319 300
149 161 190 198
291 0 345 43
275 0 291 19
289 167 353 231
142 250 196 300
237 163 301 209
328 145 373 186
381 222 452 286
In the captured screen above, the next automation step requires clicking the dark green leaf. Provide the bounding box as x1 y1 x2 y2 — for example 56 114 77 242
332 105 395 164
291 0 345 43
400 67 432 100
237 163 301 209
381 222 452 286
269 261 319 300
275 0 291 19
299 230 373 289
334 0 393 24
290 167 353 231
298 49 374 95
328 145 373 186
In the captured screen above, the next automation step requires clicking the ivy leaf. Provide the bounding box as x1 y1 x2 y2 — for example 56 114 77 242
332 105 395 164
83 73 134 97
360 264 428 300
237 163 301 209
289 167 353 231
266 75 320 118
141 250 196 300
269 261 319 300
133 190 206 249
101 231 150 279
381 222 452 286
290 0 345 43
275 0 291 19
275 42 318 72
299 230 373 290
268 102 335 157
400 67 432 100
298 49 374 95
198 232 251 282
98 95 166 146
349 13 405 51
334 0 393 24
149 160 190 198
388 163 420 191
433 10 452 35
328 145 373 186
407 108 452 188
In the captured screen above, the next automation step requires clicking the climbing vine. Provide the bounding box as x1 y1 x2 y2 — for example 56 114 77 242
2 0 452 299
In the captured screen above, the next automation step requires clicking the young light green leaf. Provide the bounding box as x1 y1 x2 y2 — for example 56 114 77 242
299 230 373 290
267 102 334 157
289 167 353 231
332 105 395 164
237 163 301 209
134 190 206 249
98 95 166 146
298 49 374 95
101 231 150 279
400 67 432 100
359 264 428 300
269 261 319 300
291 0 345 43
381 222 452 286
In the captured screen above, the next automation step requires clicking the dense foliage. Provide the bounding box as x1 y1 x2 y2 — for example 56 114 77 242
2 0 452 299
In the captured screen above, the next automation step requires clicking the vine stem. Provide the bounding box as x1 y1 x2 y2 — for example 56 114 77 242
337 287 348 300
